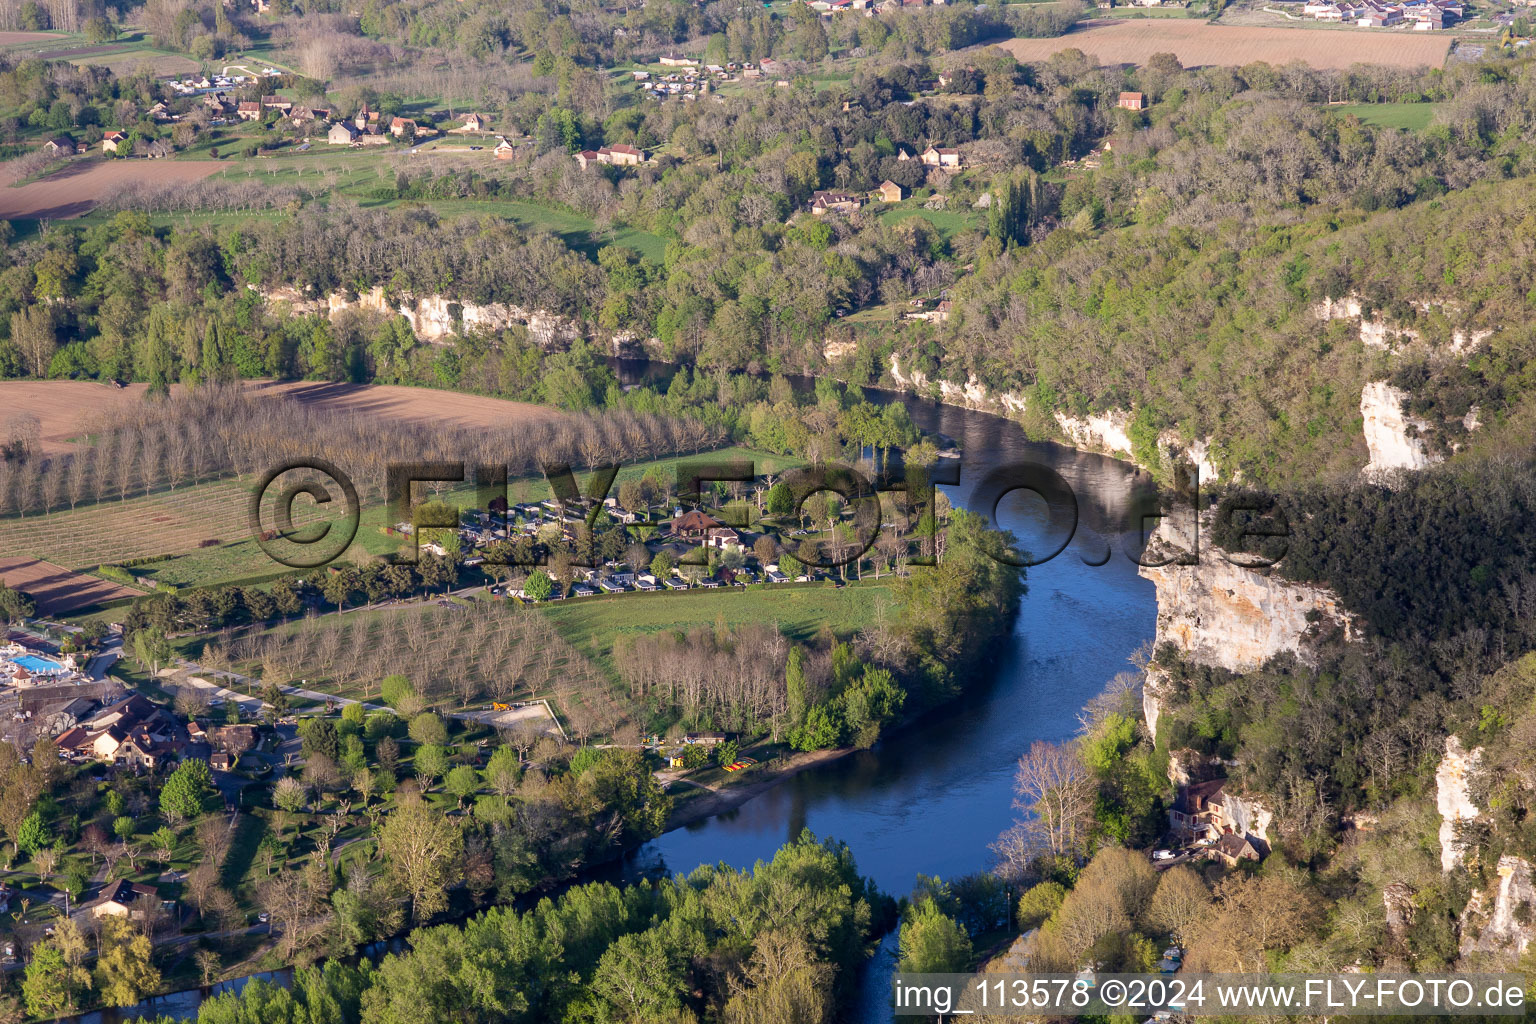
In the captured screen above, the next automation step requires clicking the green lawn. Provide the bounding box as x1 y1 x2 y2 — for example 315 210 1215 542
1331 102 1440 131
539 578 899 672
880 204 977 241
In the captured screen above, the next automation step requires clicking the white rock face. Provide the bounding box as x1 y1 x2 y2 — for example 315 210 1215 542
1358 318 1417 351
886 354 1030 418
1143 664 1169 744
1137 511 1356 674
1313 295 1363 321
823 339 858 362
1361 381 1440 478
1054 410 1134 458
1437 735 1483 872
1453 329 1493 354
1221 792 1273 843
1461 856 1536 957
1316 292 1492 355
258 286 583 348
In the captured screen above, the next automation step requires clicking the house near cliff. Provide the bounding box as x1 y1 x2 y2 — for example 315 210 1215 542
1172 777 1271 864
1210 832 1267 867
1169 778 1226 836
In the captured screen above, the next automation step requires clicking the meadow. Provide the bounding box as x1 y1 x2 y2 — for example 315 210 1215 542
1333 102 1440 131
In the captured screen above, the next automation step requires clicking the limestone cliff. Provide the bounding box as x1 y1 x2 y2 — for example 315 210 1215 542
1137 509 1357 676
1361 381 1441 479
886 354 1028 416
1314 293 1492 355
1436 735 1483 872
1460 856 1536 958
885 355 1216 480
257 285 585 348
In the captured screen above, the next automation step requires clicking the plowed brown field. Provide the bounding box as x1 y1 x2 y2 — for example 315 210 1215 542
999 20 1451 70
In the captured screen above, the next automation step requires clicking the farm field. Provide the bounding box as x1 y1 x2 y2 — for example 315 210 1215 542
0 479 262 574
0 380 185 455
0 30 61 44
0 555 142 613
252 381 563 432
0 158 222 220
998 19 1453 69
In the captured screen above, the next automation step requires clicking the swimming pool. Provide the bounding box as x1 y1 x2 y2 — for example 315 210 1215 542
10 654 64 674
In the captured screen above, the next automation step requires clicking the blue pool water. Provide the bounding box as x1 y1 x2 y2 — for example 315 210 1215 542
12 654 63 673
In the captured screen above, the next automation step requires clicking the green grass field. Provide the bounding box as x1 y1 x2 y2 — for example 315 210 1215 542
539 578 898 671
1332 102 1440 131
880 204 977 241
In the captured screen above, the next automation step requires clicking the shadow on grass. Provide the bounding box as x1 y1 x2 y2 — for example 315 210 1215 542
222 812 266 895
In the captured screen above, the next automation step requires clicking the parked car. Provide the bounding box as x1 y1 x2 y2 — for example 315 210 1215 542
1151 849 1175 861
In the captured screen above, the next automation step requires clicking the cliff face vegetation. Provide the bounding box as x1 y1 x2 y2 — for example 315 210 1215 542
1136 457 1536 971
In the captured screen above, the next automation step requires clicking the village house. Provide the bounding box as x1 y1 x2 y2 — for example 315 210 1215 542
1168 778 1227 837
896 146 913 161
82 879 161 921
659 55 698 67
576 144 648 167
53 694 186 767
455 112 488 132
1171 777 1271 865
236 101 262 121
101 130 128 154
492 136 515 158
1209 832 1267 867
1303 0 1459 24
920 145 961 169
704 526 743 551
810 189 862 215
602 143 646 165
670 509 725 541
327 121 360 145
1117 91 1146 111
207 723 258 758
43 136 77 157
146 139 172 159
261 96 292 113
878 179 903 202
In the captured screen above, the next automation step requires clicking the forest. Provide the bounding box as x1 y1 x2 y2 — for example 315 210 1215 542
4 49 1536 483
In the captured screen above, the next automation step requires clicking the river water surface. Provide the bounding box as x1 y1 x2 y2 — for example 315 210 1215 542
621 394 1160 1020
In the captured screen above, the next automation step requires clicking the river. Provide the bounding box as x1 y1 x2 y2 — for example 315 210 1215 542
68 388 1158 1024
617 393 1161 1021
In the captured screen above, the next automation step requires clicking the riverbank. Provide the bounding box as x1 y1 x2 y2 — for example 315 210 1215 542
662 745 859 831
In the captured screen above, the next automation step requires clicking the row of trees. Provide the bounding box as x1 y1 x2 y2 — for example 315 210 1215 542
0 384 721 520
121 830 890 1024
